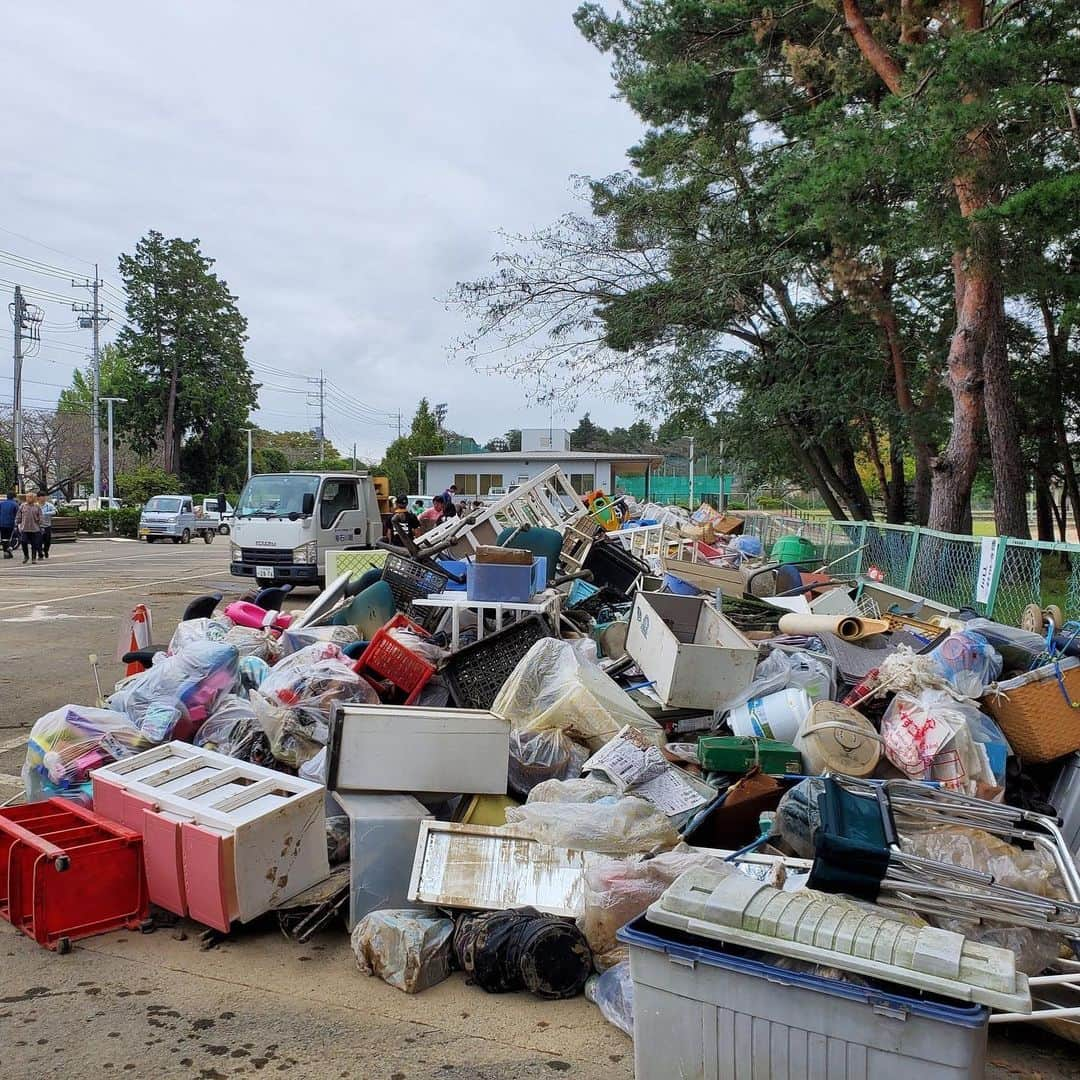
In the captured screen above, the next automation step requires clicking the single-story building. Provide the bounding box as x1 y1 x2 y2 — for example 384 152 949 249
418 449 664 501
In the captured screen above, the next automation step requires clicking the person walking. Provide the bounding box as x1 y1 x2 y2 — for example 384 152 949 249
38 491 57 559
0 491 17 559
15 493 43 564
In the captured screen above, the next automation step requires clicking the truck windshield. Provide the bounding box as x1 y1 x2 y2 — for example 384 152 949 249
144 497 182 513
236 474 318 518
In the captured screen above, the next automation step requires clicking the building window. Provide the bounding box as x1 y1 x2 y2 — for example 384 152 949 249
569 473 595 495
453 473 478 496
478 473 504 495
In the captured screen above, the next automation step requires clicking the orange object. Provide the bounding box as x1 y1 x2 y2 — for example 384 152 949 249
353 614 436 704
122 604 153 675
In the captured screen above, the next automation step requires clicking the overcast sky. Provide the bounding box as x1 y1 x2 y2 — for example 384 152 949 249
0 2 648 461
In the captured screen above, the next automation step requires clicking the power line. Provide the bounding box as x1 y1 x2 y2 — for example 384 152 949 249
0 223 95 269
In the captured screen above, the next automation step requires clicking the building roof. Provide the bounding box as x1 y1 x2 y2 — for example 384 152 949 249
417 450 664 465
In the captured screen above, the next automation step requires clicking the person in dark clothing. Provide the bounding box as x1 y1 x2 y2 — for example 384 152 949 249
0 491 16 558
387 496 421 544
15 493 43 564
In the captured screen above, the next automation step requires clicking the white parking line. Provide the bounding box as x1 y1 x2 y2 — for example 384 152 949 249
0 570 233 612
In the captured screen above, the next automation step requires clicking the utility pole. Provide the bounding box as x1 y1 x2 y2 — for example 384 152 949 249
73 264 110 500
352 443 357 471
11 287 24 491
101 397 126 525
308 371 326 464
242 427 255 480
717 439 726 513
397 412 402 439
687 435 695 510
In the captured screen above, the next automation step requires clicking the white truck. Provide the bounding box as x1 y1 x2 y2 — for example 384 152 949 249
199 496 236 534
229 471 384 588
139 495 219 544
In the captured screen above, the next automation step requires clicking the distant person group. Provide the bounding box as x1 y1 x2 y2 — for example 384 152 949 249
0 491 57 564
386 484 461 545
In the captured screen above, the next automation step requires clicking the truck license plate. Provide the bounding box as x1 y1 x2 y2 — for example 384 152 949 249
255 566 275 579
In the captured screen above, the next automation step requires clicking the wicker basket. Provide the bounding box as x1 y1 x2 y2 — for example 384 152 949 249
981 661 1080 763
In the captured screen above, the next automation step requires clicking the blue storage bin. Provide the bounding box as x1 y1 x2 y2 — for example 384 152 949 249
436 558 469 592
466 558 543 603
662 571 702 596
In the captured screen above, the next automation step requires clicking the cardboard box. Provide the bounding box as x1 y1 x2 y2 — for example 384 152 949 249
626 592 757 709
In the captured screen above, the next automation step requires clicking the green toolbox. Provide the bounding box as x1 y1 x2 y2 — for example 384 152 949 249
697 736 803 776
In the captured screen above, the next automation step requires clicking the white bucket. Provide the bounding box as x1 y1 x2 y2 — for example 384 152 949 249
795 700 882 777
728 688 811 743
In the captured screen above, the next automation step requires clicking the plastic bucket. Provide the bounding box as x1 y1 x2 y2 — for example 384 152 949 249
795 700 881 777
728 688 811 743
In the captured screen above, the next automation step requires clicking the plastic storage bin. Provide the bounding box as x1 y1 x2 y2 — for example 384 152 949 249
619 915 988 1080
0 798 149 951
466 559 544 603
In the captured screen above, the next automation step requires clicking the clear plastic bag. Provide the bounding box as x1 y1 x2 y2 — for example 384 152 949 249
386 624 448 666
493 638 663 752
108 640 240 742
715 648 834 719
23 705 152 803
881 690 1010 796
168 616 232 654
503 795 680 854
280 624 359 656
964 619 1046 674
351 908 455 994
257 642 377 726
928 631 1002 698
223 624 277 661
585 961 634 1035
194 694 259 753
507 729 589 799
526 777 618 805
580 850 729 969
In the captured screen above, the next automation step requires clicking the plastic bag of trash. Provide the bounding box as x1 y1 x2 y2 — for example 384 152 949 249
23 705 152 803
326 815 350 864
585 961 634 1035
168 616 232 654
257 642 377 726
194 694 260 754
775 777 825 858
493 639 663 752
351 908 454 994
881 690 1009 797
928 631 1002 698
963 619 1046 674
581 850 729 970
507 729 589 799
527 777 618 805
386 624 448 666
279 624 359 657
108 640 240 742
250 693 326 769
715 648 834 718
223 624 277 661
504 796 680 855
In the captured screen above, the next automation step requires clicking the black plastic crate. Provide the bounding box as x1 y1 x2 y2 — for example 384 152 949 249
568 585 629 617
443 614 557 711
583 540 650 594
381 552 450 631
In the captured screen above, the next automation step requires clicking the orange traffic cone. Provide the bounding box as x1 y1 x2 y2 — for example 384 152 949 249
119 603 154 675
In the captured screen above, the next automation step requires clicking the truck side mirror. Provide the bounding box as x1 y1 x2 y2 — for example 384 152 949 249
302 492 316 517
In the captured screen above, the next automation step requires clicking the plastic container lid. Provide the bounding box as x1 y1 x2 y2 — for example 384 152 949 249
795 700 881 777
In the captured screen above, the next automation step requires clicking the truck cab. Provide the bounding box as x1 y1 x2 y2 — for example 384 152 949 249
199 497 235 534
139 494 197 544
229 471 383 587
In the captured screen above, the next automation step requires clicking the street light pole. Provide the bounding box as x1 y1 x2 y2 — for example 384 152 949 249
717 439 726 513
242 428 255 480
686 435 695 509
101 397 126 527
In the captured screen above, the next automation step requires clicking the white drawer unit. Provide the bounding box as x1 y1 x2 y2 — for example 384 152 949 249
328 704 510 796
92 742 329 931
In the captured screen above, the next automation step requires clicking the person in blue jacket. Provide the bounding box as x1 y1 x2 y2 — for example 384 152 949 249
0 491 17 559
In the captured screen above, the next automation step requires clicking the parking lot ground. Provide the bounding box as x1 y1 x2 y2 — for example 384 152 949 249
0 539 1075 1079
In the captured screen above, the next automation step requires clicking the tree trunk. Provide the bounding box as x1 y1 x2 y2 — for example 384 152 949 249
1034 443 1056 542
887 427 906 524
836 442 875 520
912 445 932 525
862 417 891 514
1041 299 1080 541
781 416 847 519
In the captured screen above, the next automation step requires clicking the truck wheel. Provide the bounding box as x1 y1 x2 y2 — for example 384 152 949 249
181 529 191 544
172 536 180 545
218 523 230 535
145 537 155 544
203 530 214 544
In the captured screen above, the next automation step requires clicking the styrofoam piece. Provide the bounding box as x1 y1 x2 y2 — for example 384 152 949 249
620 915 989 1080
92 742 329 930
332 792 432 930
328 704 510 796
648 867 1030 1012
407 820 597 917
626 591 757 709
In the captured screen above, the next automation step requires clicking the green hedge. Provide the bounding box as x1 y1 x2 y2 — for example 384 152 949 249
57 507 142 538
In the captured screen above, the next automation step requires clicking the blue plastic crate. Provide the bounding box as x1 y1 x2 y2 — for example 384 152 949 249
466 558 544 603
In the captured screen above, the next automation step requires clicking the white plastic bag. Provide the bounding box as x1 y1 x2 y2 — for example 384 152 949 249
194 694 259 754
351 908 455 993
168 616 232 654
715 648 833 719
493 638 663 751
503 796 680 854
585 961 634 1035
507 728 589 799
526 777 618 805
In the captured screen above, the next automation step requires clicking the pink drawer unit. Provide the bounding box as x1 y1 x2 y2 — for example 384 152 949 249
91 742 329 932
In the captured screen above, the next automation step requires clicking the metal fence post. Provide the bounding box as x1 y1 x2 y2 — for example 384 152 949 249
902 526 921 591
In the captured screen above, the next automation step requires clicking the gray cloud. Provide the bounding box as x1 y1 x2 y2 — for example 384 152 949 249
1 2 648 459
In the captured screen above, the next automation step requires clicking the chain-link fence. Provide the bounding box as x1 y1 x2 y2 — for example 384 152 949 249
732 515 1080 626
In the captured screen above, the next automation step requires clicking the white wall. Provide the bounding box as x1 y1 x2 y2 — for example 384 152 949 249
423 458 613 497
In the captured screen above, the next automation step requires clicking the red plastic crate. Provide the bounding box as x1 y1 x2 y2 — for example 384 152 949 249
353 613 435 705
0 798 149 951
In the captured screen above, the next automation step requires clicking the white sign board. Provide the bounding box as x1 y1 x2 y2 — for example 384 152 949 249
975 536 1000 605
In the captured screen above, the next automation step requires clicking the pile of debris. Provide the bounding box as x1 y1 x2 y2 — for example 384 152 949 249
3 472 1079 1078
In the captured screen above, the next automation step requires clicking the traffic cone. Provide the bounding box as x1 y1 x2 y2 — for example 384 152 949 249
120 603 154 675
